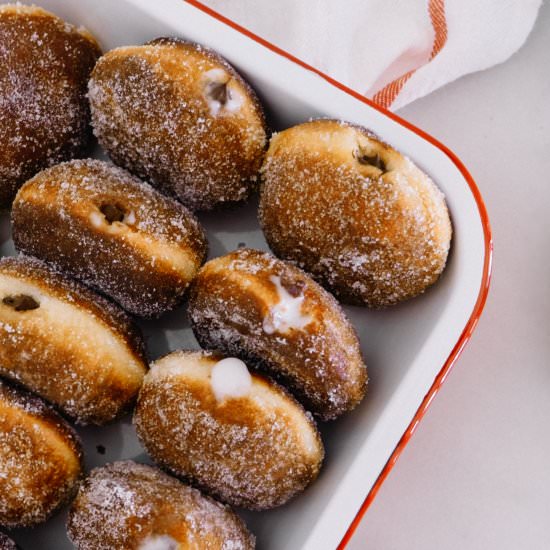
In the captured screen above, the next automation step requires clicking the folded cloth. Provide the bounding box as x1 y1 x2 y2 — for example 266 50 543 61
198 0 541 110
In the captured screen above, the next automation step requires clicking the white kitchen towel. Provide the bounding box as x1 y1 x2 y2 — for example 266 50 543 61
198 0 542 110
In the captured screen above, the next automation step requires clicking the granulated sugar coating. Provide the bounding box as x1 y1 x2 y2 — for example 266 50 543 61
12 159 207 318
0 380 83 529
134 351 324 511
0 532 17 549
259 119 452 307
0 4 101 208
188 248 367 421
0 255 147 424
67 461 255 550
89 38 267 211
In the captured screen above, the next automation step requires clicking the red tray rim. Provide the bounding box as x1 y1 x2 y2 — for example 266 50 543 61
182 1 494 546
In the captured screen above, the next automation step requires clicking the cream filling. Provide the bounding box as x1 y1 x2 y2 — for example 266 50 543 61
138 535 180 550
149 352 320 459
210 357 252 402
202 68 244 116
263 275 313 335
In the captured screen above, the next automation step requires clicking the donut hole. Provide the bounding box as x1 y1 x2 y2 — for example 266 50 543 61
280 277 306 298
2 294 40 311
202 69 244 116
354 148 387 173
100 203 126 224
206 80 230 105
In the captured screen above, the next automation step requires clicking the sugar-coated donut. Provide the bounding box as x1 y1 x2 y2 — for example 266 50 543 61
0 533 17 550
188 248 367 420
0 255 147 424
67 461 255 550
134 351 324 510
88 37 267 211
0 380 82 528
12 159 207 318
0 4 101 208
259 119 452 307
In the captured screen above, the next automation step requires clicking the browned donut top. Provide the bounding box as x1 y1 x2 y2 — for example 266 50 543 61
0 255 148 424
88 38 267 210
189 248 367 419
67 461 255 550
259 119 452 306
0 4 100 205
0 380 82 528
0 254 146 364
135 350 323 510
14 159 207 281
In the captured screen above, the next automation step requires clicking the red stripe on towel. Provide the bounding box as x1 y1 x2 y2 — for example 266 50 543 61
372 0 448 109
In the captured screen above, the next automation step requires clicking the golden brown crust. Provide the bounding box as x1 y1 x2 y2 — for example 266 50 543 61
0 255 147 424
134 351 324 510
12 159 208 317
0 4 101 208
67 461 255 550
259 119 453 307
188 248 367 420
0 254 146 362
88 38 267 211
0 380 83 528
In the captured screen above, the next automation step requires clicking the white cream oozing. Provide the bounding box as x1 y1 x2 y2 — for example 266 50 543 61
263 275 313 335
202 68 243 116
210 357 252 402
89 210 104 228
90 208 135 230
124 210 136 225
138 535 179 550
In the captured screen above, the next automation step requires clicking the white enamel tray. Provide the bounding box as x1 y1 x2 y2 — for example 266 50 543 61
1 1 492 548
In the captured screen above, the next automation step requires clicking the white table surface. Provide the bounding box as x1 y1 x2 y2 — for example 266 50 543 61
348 4 550 549
201 2 550 549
